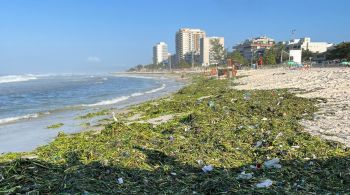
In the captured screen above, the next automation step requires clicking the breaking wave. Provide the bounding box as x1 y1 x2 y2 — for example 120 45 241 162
0 75 38 84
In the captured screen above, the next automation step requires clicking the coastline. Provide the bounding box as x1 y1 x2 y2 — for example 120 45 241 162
0 72 349 194
0 73 187 154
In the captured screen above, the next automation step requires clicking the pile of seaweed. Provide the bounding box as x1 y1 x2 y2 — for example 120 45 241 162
0 76 349 194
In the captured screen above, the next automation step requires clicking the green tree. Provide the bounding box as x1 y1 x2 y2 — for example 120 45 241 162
327 42 350 61
302 49 314 61
263 48 277 65
227 51 248 65
273 42 288 63
178 60 192 69
210 39 226 65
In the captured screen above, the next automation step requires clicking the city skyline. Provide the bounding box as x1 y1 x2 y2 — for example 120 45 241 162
0 0 349 74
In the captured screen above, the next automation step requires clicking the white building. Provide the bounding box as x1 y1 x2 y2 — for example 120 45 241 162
233 36 275 61
289 50 302 64
200 37 225 66
153 42 169 64
175 28 206 64
286 37 333 53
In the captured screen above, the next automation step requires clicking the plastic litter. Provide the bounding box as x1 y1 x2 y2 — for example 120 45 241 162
291 145 300 149
117 178 124 184
208 101 215 109
169 136 174 141
243 92 251 100
255 141 263 148
262 117 268 121
264 158 282 169
170 172 177 176
202 165 213 173
256 179 273 188
236 171 253 180
197 160 204 165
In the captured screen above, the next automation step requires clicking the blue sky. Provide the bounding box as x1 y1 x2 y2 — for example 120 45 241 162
0 0 349 74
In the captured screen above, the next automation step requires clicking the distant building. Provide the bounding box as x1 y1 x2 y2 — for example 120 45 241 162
289 50 302 64
233 36 275 62
200 37 225 66
286 37 333 53
153 42 169 64
168 53 177 69
176 28 206 64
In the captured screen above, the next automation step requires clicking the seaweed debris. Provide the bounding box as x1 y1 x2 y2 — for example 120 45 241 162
0 76 349 194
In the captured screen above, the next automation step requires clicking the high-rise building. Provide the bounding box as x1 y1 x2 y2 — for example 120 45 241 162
200 37 225 66
153 42 169 64
233 36 275 61
175 28 206 64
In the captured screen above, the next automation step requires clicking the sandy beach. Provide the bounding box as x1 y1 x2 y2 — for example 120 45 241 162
235 67 350 146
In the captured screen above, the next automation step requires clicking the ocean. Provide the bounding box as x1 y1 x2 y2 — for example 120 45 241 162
0 74 184 153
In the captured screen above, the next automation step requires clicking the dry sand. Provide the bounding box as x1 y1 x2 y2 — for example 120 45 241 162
234 67 350 146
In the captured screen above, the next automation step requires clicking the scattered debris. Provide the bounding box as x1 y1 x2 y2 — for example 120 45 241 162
117 178 124 184
264 158 282 169
236 171 253 180
256 179 273 188
202 165 213 173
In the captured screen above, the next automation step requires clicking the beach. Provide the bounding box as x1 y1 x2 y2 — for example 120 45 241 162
234 67 350 146
1 72 349 194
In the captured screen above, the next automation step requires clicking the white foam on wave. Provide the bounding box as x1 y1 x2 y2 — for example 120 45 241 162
145 84 166 94
82 83 166 107
131 92 144 97
84 96 130 107
0 113 39 125
0 75 38 84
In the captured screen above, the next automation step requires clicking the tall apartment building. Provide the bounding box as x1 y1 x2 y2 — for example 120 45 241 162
175 28 206 64
200 37 225 66
286 37 333 53
234 36 275 61
153 42 169 64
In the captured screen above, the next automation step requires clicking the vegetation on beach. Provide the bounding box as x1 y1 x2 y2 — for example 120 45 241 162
76 109 109 120
0 76 349 194
46 123 64 129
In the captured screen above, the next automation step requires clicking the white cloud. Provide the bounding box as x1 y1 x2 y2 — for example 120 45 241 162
87 56 101 63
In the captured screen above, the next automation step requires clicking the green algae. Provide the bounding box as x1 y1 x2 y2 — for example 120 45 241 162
47 123 64 129
0 76 349 194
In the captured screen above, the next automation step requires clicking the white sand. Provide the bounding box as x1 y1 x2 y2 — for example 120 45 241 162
234 67 350 146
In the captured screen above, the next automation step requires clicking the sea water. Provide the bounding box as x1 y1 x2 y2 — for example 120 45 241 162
0 74 183 153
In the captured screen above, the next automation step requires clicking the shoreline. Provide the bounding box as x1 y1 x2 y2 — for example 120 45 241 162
0 73 187 154
1 72 349 193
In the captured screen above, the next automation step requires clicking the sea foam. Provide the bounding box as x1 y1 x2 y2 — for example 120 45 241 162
0 75 37 84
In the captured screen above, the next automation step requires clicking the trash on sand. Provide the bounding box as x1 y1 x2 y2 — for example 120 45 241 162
236 171 253 180
250 163 262 169
202 165 213 173
264 158 282 169
255 140 263 148
275 132 283 139
117 178 124 184
256 179 273 188
208 101 215 109
243 92 251 100
196 96 211 103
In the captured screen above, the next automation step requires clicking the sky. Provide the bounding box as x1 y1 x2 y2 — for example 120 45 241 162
0 0 349 74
